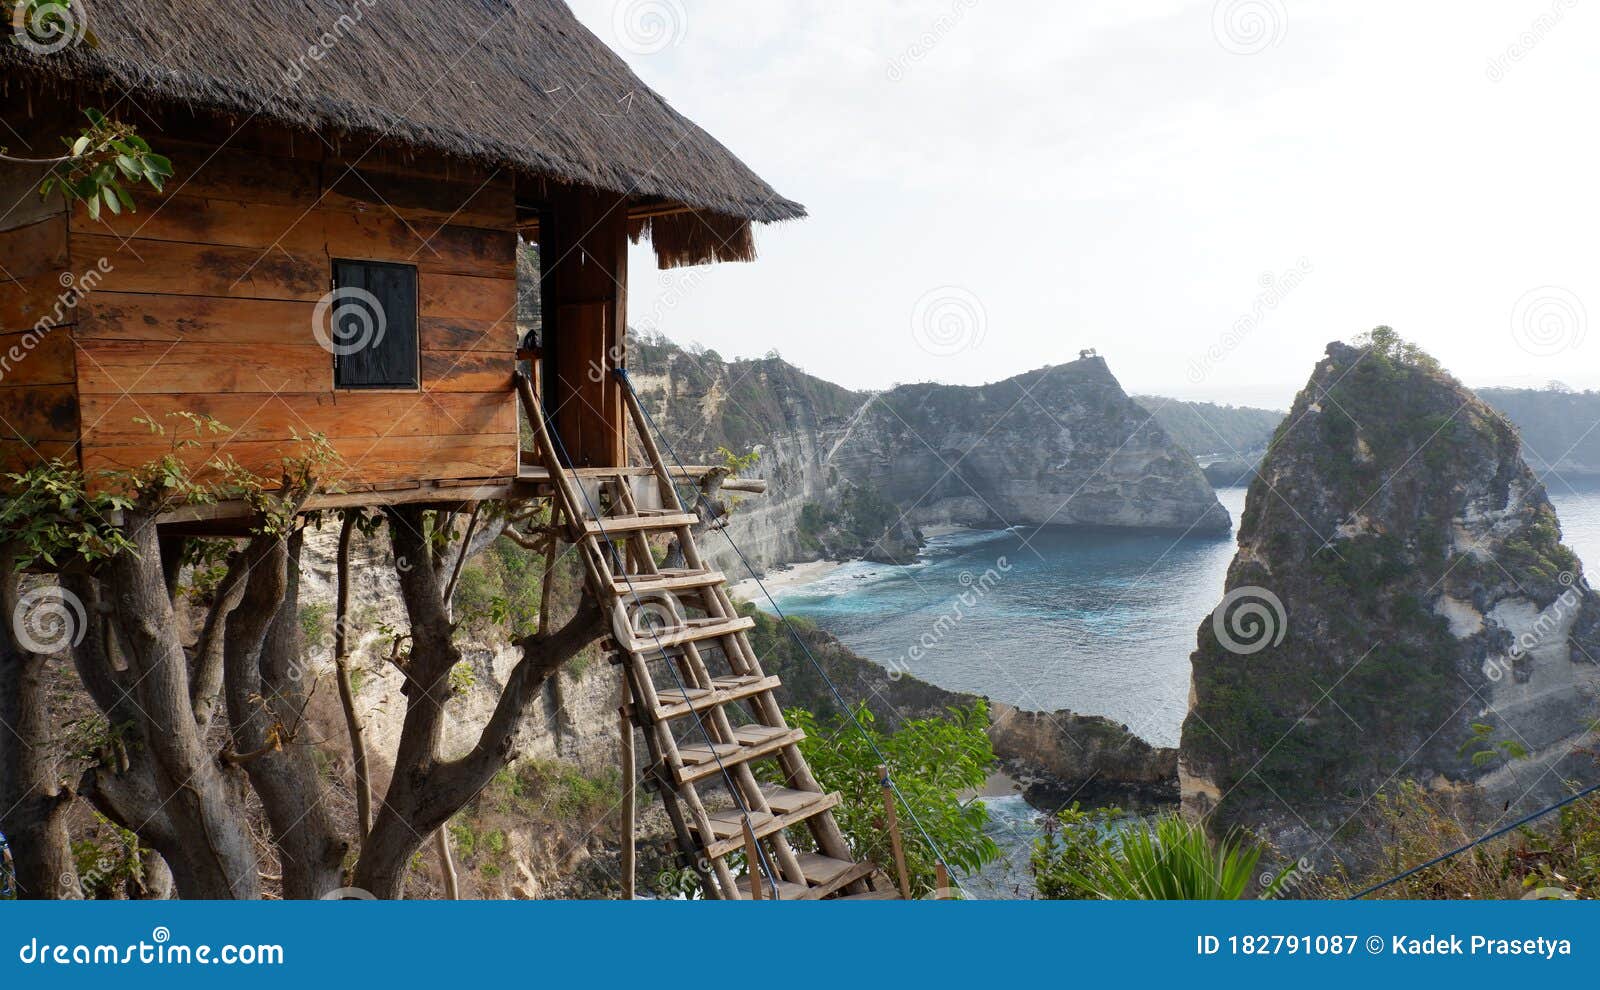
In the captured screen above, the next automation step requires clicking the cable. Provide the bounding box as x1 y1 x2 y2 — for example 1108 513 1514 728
616 367 963 893
1349 778 1600 899
543 417 784 897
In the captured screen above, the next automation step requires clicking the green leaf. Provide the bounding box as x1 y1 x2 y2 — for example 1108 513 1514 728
71 136 90 157
101 186 121 215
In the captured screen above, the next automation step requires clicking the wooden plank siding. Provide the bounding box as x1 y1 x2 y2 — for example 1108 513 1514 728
60 125 524 489
0 153 78 463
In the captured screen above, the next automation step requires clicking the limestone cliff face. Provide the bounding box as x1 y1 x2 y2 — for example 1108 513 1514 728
831 359 1230 535
989 704 1178 811
630 341 1230 573
1180 339 1600 857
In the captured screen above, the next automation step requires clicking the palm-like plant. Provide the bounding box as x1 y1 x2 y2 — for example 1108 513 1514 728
1046 812 1279 900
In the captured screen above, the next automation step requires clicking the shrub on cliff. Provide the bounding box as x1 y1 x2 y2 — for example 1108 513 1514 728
1033 810 1280 900
775 701 1000 896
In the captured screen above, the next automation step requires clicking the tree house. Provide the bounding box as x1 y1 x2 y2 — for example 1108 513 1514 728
0 1 910 899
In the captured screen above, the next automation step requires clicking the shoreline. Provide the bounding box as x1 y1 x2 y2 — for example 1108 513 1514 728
728 558 849 602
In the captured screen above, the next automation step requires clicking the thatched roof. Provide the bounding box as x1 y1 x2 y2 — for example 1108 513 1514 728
1 0 805 232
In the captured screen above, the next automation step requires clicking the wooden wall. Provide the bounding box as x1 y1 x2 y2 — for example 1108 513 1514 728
540 185 629 468
67 115 523 489
0 102 78 475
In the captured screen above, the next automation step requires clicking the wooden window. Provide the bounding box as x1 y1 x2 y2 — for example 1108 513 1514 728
330 259 419 390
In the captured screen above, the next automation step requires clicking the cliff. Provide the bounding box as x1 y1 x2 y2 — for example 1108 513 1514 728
1180 335 1600 859
1479 387 1600 479
629 338 1230 572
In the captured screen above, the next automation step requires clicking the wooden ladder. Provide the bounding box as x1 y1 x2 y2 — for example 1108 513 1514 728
516 373 897 901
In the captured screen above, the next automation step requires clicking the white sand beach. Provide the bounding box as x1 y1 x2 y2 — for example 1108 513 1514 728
728 559 848 602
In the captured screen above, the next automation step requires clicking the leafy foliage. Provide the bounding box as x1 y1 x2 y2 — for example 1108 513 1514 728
1033 811 1278 900
0 459 133 570
773 701 999 895
1317 779 1600 900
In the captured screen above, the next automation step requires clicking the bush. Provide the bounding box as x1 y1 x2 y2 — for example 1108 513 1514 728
1033 811 1277 900
775 701 1000 896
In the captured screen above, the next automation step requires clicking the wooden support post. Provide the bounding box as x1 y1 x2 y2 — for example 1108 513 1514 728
620 707 636 901
879 764 913 900
743 820 764 901
936 863 951 901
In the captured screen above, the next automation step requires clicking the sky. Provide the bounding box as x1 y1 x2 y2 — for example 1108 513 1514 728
566 0 1600 409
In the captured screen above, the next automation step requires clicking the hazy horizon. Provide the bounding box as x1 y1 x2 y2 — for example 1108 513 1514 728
568 0 1599 408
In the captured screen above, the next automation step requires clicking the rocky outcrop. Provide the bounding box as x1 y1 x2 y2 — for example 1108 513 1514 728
748 610 1178 810
989 704 1179 811
1180 335 1600 859
831 359 1231 535
630 339 1231 574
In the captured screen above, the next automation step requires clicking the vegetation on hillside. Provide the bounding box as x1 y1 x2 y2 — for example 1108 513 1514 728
1132 396 1284 458
1033 808 1279 900
777 701 1000 896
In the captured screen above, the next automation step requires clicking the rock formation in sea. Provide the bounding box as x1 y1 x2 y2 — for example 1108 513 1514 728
629 336 1231 572
1180 333 1600 859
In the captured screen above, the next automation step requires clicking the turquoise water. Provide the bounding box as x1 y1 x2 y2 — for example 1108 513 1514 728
768 480 1600 750
773 478 1600 900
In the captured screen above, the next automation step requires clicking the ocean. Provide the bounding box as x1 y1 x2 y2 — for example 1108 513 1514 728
759 478 1600 898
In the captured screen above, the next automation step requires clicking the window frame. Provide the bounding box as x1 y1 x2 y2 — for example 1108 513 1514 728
329 258 422 392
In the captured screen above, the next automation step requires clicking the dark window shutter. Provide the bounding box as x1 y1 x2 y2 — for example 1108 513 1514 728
332 260 419 389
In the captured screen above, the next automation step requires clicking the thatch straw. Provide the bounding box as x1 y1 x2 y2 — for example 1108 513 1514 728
630 209 757 268
0 0 805 225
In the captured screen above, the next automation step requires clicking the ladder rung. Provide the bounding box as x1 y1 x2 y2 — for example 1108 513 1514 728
798 856 880 900
612 569 727 597
695 790 842 859
796 852 859 887
627 616 755 652
758 784 828 815
583 512 698 536
730 878 811 901
836 889 900 901
652 675 780 721
675 727 806 784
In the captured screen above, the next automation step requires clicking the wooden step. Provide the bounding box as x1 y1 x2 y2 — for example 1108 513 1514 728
611 568 727 597
652 675 779 721
758 784 829 815
675 722 806 786
796 854 880 899
692 789 842 859
625 615 755 653
836 889 900 901
729 877 811 900
583 511 698 536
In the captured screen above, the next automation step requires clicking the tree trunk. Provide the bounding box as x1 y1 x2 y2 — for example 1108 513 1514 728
353 507 604 898
333 512 373 844
103 510 261 899
222 528 346 899
0 564 80 899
